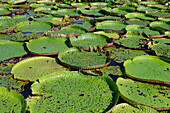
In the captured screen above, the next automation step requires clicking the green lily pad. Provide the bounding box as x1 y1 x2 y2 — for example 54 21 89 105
137 6 158 12
71 3 89 7
116 77 170 110
165 31 170 37
151 44 170 59
58 47 110 70
0 74 23 91
146 11 170 17
140 1 159 5
126 19 150 27
90 2 108 7
115 34 147 49
0 40 27 62
95 16 121 21
26 36 70 55
27 71 119 112
93 31 119 39
150 21 170 31
0 32 42 41
47 25 87 35
126 25 160 36
51 9 79 16
14 21 53 32
125 13 155 20
105 46 149 63
0 8 11 16
0 19 17 33
96 21 127 33
158 16 170 22
111 103 158 113
98 65 124 77
0 87 26 113
80 8 103 16
0 63 14 74
147 4 168 9
11 56 67 81
12 15 29 23
153 38 170 44
102 7 129 16
70 33 111 48
124 55 170 84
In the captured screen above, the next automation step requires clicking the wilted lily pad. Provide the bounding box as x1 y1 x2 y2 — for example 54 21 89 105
0 40 27 62
26 36 70 55
70 33 111 48
124 55 170 85
27 71 119 112
105 46 149 63
11 56 67 81
0 87 26 113
15 21 53 32
116 78 170 110
58 47 110 69
111 103 158 113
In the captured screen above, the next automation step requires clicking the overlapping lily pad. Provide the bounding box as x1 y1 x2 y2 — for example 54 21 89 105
11 56 67 81
124 55 170 85
14 21 53 32
26 36 70 55
70 33 111 48
0 87 26 113
116 77 170 110
58 47 110 69
27 71 119 112
111 103 158 113
0 40 27 62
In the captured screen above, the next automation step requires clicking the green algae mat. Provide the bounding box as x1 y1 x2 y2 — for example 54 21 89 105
0 0 170 112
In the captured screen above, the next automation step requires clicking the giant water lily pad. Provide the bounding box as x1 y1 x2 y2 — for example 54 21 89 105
26 36 70 55
11 56 67 81
0 40 27 62
93 31 119 39
47 26 87 36
27 71 119 112
70 33 111 48
0 87 26 113
95 16 121 21
125 13 155 20
126 19 150 27
51 9 79 16
150 21 170 31
90 2 107 7
96 21 126 33
0 74 24 91
0 32 42 41
14 21 53 32
124 55 170 85
151 44 170 59
126 25 160 36
116 78 170 110
111 103 158 113
102 7 129 16
0 19 17 33
58 47 110 69
115 34 147 49
80 8 103 17
105 46 150 63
